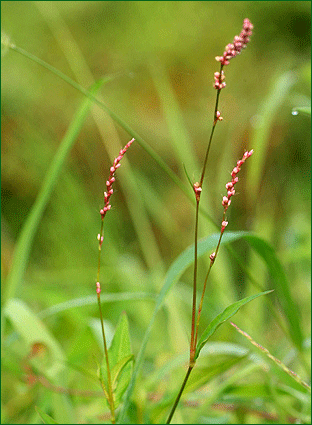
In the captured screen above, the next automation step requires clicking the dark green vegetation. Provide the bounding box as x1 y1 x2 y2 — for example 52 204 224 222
2 2 310 423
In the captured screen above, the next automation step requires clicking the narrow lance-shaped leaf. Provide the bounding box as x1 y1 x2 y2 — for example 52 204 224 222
195 290 273 359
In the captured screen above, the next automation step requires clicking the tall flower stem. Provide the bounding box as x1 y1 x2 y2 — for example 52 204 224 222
95 139 134 423
167 19 253 423
168 81 224 423
190 68 224 365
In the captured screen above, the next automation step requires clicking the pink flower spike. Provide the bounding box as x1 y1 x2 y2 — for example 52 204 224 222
221 149 254 224
215 18 253 66
100 139 135 219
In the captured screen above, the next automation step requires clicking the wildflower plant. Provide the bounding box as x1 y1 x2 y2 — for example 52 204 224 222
2 9 310 425
166 18 273 423
96 139 135 424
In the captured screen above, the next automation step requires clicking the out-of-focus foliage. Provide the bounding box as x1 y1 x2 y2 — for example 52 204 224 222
2 1 310 423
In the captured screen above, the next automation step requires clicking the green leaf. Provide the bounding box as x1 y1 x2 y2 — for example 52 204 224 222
35 406 59 424
3 78 106 305
111 354 134 391
195 290 273 359
3 298 65 379
100 313 133 408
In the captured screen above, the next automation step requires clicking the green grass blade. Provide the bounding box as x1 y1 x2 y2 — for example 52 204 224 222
195 291 273 359
8 44 217 227
35 406 59 424
3 79 105 304
148 59 200 175
243 234 304 350
38 292 156 319
231 322 311 392
246 70 297 204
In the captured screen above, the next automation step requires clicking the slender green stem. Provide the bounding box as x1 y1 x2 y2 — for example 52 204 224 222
190 64 223 363
96 219 115 423
190 200 200 365
194 215 225 348
97 294 115 423
169 64 224 423
199 64 223 188
166 365 194 424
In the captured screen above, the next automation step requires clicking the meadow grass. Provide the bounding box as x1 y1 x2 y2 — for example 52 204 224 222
2 2 310 424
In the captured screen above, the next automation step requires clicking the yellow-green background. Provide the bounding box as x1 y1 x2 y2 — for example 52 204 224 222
2 1 311 424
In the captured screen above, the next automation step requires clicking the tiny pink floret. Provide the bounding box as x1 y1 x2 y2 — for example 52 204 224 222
96 282 101 294
193 182 202 201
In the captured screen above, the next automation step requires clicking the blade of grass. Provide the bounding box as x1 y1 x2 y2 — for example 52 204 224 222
243 234 303 351
38 292 156 319
246 70 297 205
3 79 105 304
148 58 200 176
33 5 165 269
8 46 185 196
230 322 311 392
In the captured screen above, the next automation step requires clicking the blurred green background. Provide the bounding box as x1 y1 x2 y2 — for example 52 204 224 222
1 1 311 423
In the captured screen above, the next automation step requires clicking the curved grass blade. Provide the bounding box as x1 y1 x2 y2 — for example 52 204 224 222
243 234 303 350
8 44 216 227
38 292 156 319
3 79 106 304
